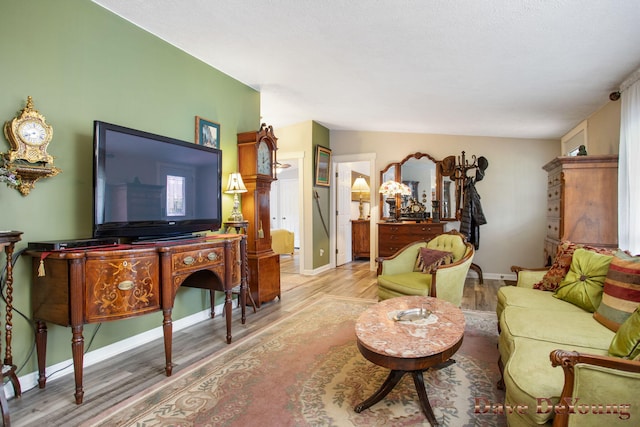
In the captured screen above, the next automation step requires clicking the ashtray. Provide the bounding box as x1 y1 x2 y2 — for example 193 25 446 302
392 308 432 322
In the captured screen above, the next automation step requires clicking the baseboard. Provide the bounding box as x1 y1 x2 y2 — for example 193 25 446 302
7 300 232 400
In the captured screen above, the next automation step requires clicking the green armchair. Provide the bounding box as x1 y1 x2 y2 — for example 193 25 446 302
376 230 474 306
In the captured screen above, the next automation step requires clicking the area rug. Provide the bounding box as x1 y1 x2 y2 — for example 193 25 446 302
83 294 505 427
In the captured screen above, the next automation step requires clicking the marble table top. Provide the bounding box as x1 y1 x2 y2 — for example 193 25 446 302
355 296 465 359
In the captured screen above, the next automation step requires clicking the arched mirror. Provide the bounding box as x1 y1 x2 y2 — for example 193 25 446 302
379 152 458 222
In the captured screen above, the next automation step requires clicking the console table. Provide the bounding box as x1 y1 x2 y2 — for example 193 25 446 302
26 234 247 404
0 231 22 427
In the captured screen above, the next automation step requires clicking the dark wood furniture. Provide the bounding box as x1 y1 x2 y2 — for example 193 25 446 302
354 296 465 425
238 124 281 307
351 219 370 259
542 155 618 264
0 231 22 427
378 221 445 257
27 234 246 405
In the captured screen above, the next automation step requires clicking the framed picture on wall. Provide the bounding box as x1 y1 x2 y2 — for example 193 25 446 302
314 145 332 187
195 116 220 148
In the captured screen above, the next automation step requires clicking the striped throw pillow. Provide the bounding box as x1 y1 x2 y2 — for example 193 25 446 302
594 251 640 332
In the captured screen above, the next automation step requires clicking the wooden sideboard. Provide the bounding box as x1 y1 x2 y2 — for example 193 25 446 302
543 155 618 264
351 220 370 259
378 222 445 257
27 234 246 404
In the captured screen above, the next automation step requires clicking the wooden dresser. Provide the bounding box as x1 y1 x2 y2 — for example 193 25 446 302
378 221 445 257
351 220 370 259
543 155 618 264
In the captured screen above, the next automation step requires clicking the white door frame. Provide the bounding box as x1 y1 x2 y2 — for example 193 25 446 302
331 153 377 271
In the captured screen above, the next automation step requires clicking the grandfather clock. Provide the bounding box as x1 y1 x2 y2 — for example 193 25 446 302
237 124 281 307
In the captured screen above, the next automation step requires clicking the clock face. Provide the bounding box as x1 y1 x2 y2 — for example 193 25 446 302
18 120 47 146
257 141 271 175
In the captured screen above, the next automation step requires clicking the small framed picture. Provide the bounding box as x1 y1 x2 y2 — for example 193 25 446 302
195 116 220 148
314 145 332 187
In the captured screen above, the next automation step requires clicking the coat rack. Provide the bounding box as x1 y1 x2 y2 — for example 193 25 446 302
442 151 488 285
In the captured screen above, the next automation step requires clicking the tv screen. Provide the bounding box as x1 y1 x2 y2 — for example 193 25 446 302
93 121 222 240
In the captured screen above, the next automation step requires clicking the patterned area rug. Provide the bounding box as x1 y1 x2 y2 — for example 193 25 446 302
83 294 505 427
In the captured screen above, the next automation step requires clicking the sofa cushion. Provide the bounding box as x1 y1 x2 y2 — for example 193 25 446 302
553 248 613 312
503 337 608 426
594 250 640 331
533 241 615 291
496 285 585 319
377 272 431 296
609 307 640 359
499 306 615 364
413 247 453 272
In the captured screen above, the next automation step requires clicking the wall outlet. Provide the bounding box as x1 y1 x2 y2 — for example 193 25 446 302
319 249 324 256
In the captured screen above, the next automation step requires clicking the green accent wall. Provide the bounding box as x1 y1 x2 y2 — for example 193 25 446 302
0 1 259 374
311 122 331 269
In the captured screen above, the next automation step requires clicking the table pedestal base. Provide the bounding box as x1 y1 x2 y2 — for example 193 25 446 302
354 360 456 426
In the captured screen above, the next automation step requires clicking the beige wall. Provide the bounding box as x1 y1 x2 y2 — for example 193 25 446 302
585 100 621 155
331 131 559 276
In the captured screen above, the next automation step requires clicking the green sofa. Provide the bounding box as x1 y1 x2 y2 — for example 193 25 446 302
497 255 640 427
377 230 474 307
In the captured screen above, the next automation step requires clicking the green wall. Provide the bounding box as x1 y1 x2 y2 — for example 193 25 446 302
311 122 331 269
0 1 260 377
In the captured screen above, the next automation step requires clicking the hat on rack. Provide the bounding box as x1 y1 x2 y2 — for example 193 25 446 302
475 156 489 182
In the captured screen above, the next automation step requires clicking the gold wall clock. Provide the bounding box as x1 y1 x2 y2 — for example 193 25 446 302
4 96 54 163
2 96 60 195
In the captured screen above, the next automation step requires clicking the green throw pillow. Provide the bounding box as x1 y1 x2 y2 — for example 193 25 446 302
553 248 613 312
609 307 640 359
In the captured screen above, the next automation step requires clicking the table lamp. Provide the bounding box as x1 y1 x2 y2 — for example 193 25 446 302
225 172 248 221
351 176 370 220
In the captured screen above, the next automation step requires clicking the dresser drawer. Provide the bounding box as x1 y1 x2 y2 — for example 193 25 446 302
546 218 561 239
547 198 560 218
547 184 561 202
85 250 160 322
547 170 561 187
171 246 225 274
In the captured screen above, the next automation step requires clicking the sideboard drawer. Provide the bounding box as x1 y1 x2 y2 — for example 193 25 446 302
171 246 225 274
85 250 160 322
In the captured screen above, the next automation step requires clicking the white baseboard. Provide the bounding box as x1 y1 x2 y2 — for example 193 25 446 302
6 301 230 399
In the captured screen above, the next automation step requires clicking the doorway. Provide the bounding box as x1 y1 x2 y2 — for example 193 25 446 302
271 152 304 273
332 153 377 270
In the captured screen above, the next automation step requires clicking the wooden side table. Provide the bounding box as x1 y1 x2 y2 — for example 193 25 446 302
223 221 249 234
0 230 23 427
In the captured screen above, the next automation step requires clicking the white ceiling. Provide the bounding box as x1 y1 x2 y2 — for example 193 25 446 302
93 0 640 139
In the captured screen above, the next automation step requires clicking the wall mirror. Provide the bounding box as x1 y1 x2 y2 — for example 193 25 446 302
379 152 458 222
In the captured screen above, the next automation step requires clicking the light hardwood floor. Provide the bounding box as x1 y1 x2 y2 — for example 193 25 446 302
7 254 505 426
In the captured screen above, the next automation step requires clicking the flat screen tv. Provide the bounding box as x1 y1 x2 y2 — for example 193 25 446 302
93 121 222 240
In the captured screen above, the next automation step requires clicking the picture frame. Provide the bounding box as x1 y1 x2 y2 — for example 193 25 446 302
195 116 220 148
314 145 332 187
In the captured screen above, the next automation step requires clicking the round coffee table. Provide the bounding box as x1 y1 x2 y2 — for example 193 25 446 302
354 296 465 425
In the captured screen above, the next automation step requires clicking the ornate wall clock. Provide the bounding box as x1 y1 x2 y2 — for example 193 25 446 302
2 96 60 195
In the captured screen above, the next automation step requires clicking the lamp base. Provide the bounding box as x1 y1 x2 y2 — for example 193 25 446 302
228 212 244 222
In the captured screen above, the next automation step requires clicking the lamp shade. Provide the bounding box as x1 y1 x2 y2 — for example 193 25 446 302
351 176 370 193
225 172 247 194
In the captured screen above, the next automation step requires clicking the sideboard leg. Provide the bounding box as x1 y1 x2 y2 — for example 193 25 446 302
70 325 84 404
162 308 173 376
35 320 47 389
